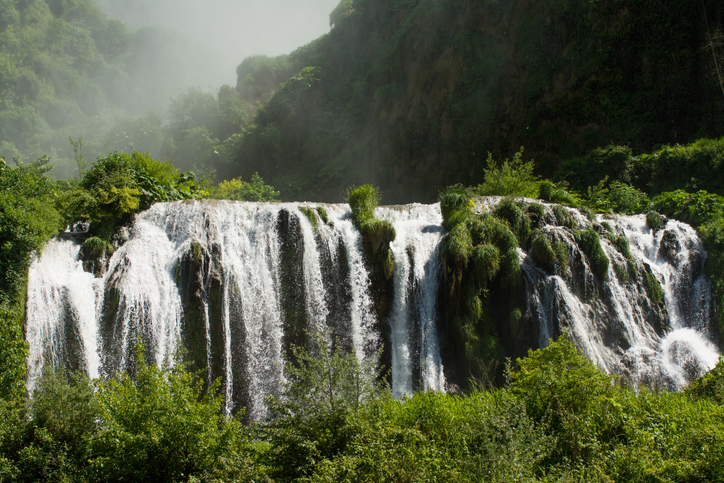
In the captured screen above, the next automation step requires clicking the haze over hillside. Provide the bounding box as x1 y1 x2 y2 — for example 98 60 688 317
96 0 339 87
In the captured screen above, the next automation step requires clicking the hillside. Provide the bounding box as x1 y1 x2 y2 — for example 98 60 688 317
228 0 724 202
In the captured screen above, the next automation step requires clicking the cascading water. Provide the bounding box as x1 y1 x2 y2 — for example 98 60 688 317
25 199 722 413
379 204 446 397
26 201 440 417
521 204 720 389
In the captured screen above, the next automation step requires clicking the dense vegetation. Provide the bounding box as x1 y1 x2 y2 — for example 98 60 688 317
0 0 249 179
2 0 724 480
214 0 724 202
1 335 723 482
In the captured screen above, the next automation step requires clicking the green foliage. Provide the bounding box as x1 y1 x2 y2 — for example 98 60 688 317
646 210 664 229
265 329 385 481
214 173 280 202
575 229 609 280
0 350 257 483
315 206 330 226
509 334 621 463
538 180 579 206
477 148 539 198
89 349 244 482
653 189 724 227
330 0 354 28
439 185 474 229
347 184 380 224
0 157 62 398
552 204 577 229
443 223 473 268
347 185 396 277
81 236 111 260
585 176 650 214
607 181 650 214
645 272 664 305
58 151 207 238
299 206 319 231
530 232 557 273
687 357 724 404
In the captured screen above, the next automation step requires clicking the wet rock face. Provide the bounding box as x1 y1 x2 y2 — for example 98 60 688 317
658 229 681 265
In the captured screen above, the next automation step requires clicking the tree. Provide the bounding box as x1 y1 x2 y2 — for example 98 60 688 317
264 329 385 481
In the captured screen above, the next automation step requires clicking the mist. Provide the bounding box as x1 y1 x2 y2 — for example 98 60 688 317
96 0 340 88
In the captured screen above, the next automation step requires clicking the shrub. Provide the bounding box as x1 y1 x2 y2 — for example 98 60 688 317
214 172 280 202
472 244 501 283
530 233 556 273
347 184 380 224
439 186 472 229
552 205 577 229
687 357 724 404
492 198 522 232
477 148 539 198
646 210 664 229
443 223 473 268
575 230 609 279
508 334 621 463
607 181 650 214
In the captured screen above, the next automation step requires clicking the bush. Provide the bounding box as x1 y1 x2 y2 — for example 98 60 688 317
575 230 609 280
477 148 539 198
530 233 556 273
508 334 621 463
646 210 664 229
347 184 380 224
443 223 473 268
439 186 472 229
213 172 280 202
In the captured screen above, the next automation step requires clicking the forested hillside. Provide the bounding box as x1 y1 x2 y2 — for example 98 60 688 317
0 0 230 176
226 0 724 202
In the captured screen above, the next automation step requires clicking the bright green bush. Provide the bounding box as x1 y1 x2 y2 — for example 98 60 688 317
439 186 473 229
213 172 280 202
477 148 539 198
509 334 622 463
347 185 396 279
443 223 473 268
646 210 664 229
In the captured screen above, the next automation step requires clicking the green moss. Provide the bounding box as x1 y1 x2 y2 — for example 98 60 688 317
646 210 664 230
347 184 380 224
472 244 501 283
614 236 630 259
299 206 318 231
315 206 330 225
443 223 473 268
646 272 664 305
553 241 569 275
440 188 472 229
530 233 556 273
82 236 109 260
538 181 555 202
575 230 609 280
493 198 522 232
527 203 546 224
552 205 577 229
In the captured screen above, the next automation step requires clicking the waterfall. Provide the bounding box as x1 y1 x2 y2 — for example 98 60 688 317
521 208 720 389
379 204 446 397
25 200 721 411
26 201 437 416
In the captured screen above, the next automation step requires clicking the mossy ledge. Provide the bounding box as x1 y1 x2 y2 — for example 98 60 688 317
347 185 396 280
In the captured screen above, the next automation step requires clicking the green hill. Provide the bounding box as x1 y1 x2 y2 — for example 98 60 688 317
227 0 724 202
